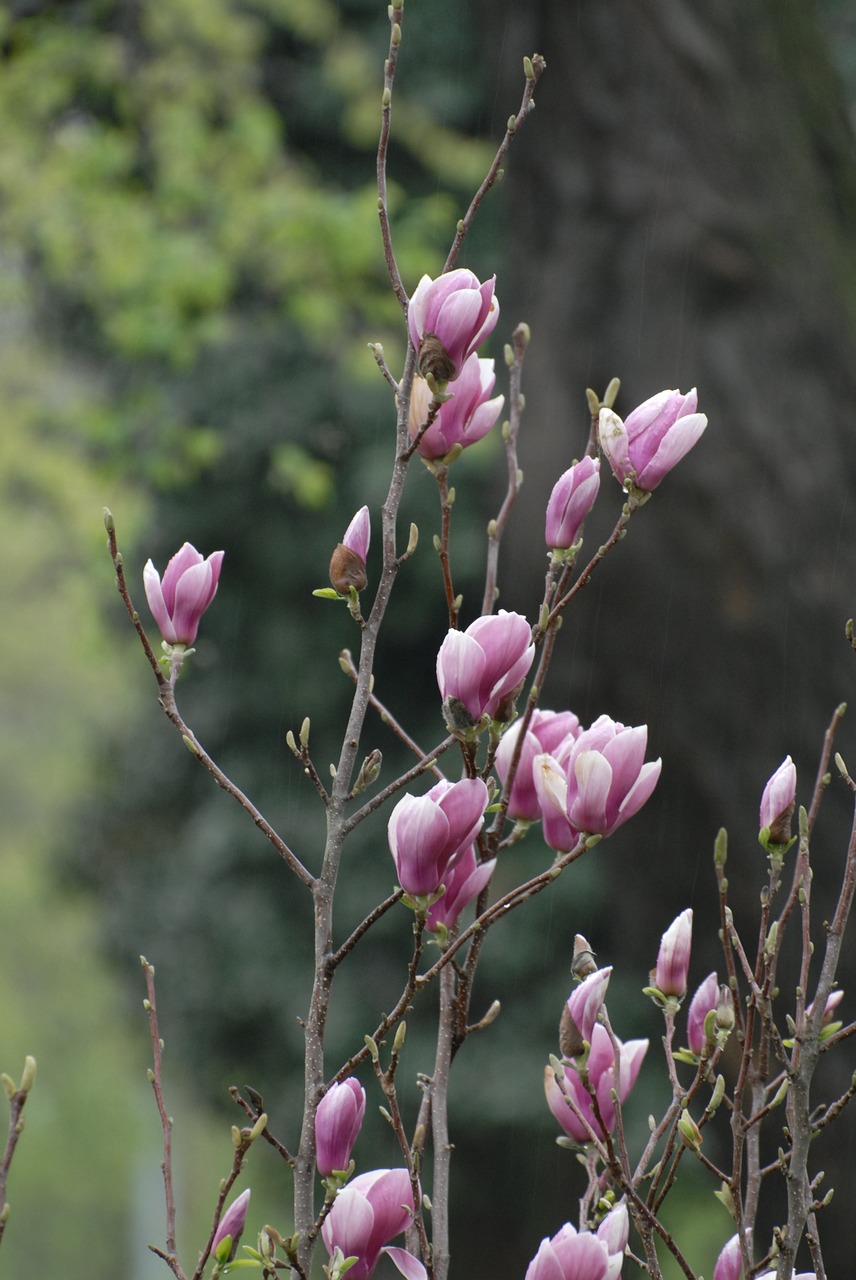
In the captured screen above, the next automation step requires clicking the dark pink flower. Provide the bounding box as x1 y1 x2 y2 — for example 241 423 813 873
143 543 224 645
316 1078 366 1175
409 357 504 460
436 610 535 730
545 457 601 550
545 1024 648 1145
599 388 707 492
321 1168 425 1280
408 269 499 384
388 777 488 898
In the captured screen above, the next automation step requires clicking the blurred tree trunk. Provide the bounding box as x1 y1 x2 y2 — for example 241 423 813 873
473 0 856 1269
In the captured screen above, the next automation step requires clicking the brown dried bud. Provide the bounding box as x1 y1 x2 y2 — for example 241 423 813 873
417 333 457 385
329 543 367 595
571 934 597 981
559 1005 584 1058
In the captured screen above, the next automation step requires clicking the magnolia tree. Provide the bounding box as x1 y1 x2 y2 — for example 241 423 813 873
3 12 856 1280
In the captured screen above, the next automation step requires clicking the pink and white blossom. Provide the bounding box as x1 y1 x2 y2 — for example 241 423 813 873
437 610 535 729
495 710 581 822
321 1168 425 1280
598 388 707 492
534 715 661 845
143 542 224 646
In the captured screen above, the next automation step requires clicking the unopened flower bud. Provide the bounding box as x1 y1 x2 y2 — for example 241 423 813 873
759 755 797 847
316 1079 366 1176
212 1188 251 1264
570 934 597 981
329 507 371 596
653 909 692 1000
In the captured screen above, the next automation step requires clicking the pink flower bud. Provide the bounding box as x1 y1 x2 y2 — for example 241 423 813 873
330 507 371 595
316 1078 366 1175
409 357 504 460
495 710 580 822
212 1188 250 1262
806 988 844 1027
598 388 707 492
143 543 224 646
321 1168 425 1280
654 908 693 999
343 507 371 563
535 716 661 843
388 777 488 898
686 971 719 1057
408 269 499 385
436 610 535 730
545 1024 648 1145
759 755 796 844
545 457 601 550
426 844 496 933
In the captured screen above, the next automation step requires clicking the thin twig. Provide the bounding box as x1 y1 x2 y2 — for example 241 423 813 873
141 958 187 1280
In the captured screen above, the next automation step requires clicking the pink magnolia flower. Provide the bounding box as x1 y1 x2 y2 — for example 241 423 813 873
598 388 707 492
495 710 581 822
437 610 535 730
686 971 719 1057
563 966 612 1055
409 356 504 461
545 1023 648 1145
525 1224 612 1280
545 457 601 550
759 755 797 844
535 715 662 845
654 909 693 999
212 1188 250 1262
321 1168 426 1280
316 1078 366 1175
426 844 496 933
408 268 499 385
388 777 488 898
143 542 224 646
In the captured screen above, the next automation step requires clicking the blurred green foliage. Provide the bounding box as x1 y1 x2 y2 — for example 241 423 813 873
0 0 522 1275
